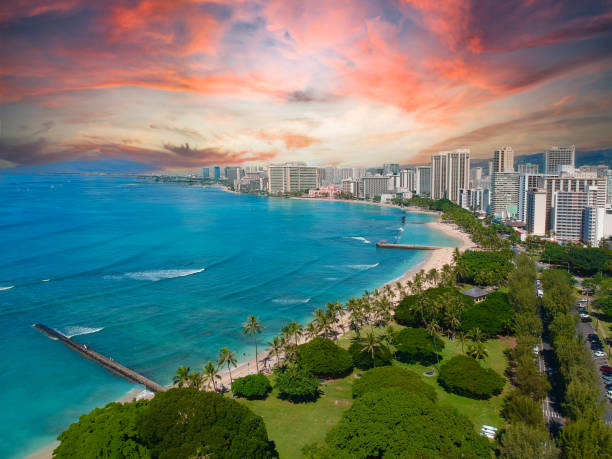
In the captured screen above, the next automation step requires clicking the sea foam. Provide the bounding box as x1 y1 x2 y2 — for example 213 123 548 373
0 286 14 291
345 236 372 244
272 297 311 305
346 263 380 270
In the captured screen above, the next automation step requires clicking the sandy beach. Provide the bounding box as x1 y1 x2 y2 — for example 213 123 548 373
27 210 474 459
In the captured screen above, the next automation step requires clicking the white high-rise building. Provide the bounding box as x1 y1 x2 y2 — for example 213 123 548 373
518 163 539 174
518 174 544 222
415 166 431 196
583 206 605 246
470 167 483 186
430 149 470 203
268 165 319 194
493 146 514 173
552 185 601 242
545 145 575 174
491 172 520 219
341 178 360 197
526 188 547 236
383 163 400 175
399 169 416 191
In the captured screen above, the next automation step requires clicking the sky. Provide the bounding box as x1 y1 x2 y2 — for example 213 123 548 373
1 0 611 171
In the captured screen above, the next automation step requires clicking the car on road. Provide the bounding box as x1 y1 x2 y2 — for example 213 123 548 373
547 368 554 376
601 365 612 372
606 382 612 390
602 369 612 376
533 345 539 355
579 312 589 318
603 375 612 383
607 390 612 400
594 350 606 358
582 316 593 322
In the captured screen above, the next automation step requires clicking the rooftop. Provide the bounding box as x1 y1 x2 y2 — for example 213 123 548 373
462 287 490 299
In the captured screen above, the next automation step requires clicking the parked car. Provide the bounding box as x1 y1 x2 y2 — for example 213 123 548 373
532 345 539 355
588 333 599 341
582 317 593 322
601 365 612 372
603 375 612 383
594 350 606 358
547 368 554 376
607 390 612 400
602 369 612 376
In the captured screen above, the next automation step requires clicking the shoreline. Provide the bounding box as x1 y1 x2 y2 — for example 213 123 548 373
27 205 474 459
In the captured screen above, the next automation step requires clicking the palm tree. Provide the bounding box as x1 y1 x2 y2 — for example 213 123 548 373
468 327 484 344
426 319 442 367
395 281 405 301
304 322 319 341
427 268 439 288
266 336 283 367
361 331 383 368
202 361 221 391
469 341 488 360
187 370 202 389
456 331 467 354
313 308 328 337
172 365 191 388
243 315 264 373
217 347 237 385
282 321 303 346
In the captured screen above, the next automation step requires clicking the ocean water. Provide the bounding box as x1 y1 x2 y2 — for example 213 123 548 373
0 175 457 458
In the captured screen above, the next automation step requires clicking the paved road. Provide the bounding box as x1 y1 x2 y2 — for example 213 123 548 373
574 297 612 425
537 316 564 425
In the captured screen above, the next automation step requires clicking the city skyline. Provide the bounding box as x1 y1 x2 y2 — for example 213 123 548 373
1 1 612 172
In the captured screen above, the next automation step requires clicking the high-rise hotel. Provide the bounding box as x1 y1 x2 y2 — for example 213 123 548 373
545 145 575 174
268 163 320 194
430 149 470 203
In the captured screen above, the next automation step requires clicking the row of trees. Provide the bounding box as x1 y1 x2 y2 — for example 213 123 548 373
541 269 612 457
541 242 612 276
498 254 557 458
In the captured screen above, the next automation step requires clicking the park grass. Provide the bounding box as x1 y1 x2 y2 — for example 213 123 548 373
234 325 512 457
233 374 355 458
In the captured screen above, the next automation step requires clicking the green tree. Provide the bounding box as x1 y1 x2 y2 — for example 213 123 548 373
172 365 191 388
202 361 221 392
559 418 612 459
243 315 264 373
275 366 320 403
296 337 353 378
54 401 151 459
361 331 383 368
217 347 237 385
499 422 558 459
266 336 283 368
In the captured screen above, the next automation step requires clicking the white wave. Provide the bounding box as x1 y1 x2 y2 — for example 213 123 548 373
344 236 372 244
346 263 380 270
398 227 404 232
325 277 340 281
272 297 311 305
61 326 104 339
0 285 14 291
135 389 154 400
42 279 50 282
105 268 205 282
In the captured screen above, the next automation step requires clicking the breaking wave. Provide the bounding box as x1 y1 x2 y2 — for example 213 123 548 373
105 268 205 282
0 285 14 291
344 236 372 244
346 263 380 270
60 326 104 339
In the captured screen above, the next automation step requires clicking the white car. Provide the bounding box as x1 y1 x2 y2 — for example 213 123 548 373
580 313 589 319
594 350 606 358
532 346 539 355
607 391 612 400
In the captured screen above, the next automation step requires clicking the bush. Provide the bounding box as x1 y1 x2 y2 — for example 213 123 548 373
297 337 353 378
348 340 392 370
275 366 321 403
352 366 436 402
307 389 491 458
394 327 444 365
438 355 505 399
232 373 272 400
137 388 276 459
461 292 512 338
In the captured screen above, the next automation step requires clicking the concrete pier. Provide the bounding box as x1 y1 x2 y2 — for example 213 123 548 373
375 242 445 250
33 323 167 393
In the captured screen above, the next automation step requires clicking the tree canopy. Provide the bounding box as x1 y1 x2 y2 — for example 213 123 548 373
231 373 272 400
456 249 514 286
305 389 491 458
394 327 444 365
297 337 353 378
461 291 513 337
394 286 472 328
275 366 321 403
348 340 392 370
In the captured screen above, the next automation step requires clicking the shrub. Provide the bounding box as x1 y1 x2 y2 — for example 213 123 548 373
297 337 353 378
394 327 444 365
348 340 392 370
232 373 272 400
456 249 514 286
309 389 491 458
352 366 436 402
275 366 321 403
137 388 276 459
438 355 505 399
461 292 512 338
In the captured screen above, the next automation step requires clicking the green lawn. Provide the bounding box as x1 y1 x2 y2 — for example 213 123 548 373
233 375 355 458
233 326 512 457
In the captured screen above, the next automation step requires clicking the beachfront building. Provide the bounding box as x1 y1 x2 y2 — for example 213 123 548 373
518 163 539 174
308 184 341 199
214 166 221 180
415 166 431 196
341 178 360 197
491 172 520 219
551 185 602 242
493 146 514 173
268 164 320 194
399 169 416 192
361 175 392 199
202 167 210 178
545 145 575 174
526 188 547 236
225 166 243 186
430 149 470 203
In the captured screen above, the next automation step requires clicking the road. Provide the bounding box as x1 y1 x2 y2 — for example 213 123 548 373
574 297 612 425
537 312 564 426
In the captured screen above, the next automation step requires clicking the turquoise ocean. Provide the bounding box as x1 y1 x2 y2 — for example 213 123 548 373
0 175 457 458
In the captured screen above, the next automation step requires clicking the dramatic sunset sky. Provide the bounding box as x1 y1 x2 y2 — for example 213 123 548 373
1 0 611 171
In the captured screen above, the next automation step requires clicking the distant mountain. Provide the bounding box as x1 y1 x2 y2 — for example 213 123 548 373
0 159 157 175
471 148 612 171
